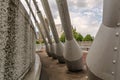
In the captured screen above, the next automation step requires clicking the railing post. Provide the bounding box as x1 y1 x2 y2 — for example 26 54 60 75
40 0 65 62
56 0 83 71
86 0 120 80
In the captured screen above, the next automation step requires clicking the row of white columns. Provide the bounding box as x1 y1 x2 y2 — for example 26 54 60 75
26 0 83 71
25 0 120 80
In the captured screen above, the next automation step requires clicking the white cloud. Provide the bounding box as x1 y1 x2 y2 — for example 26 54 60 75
21 0 103 36
65 0 103 36
54 16 61 24
67 0 103 9
70 12 100 36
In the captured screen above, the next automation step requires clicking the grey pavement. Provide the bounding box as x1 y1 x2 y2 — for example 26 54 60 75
38 49 87 80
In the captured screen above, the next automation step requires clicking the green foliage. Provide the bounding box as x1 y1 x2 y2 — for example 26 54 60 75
83 34 93 41
60 29 83 42
72 29 83 41
41 40 44 43
36 40 40 44
60 32 65 42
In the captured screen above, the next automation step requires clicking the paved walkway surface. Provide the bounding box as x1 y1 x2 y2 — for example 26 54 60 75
38 49 87 80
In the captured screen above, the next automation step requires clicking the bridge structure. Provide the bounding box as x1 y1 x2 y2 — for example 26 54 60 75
0 0 119 80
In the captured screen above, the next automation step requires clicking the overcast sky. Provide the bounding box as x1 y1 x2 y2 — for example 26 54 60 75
21 0 103 37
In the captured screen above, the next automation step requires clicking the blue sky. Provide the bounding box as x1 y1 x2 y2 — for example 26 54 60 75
21 0 103 37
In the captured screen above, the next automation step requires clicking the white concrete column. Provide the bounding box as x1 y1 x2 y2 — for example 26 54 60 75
32 2 56 59
25 0 54 57
56 0 83 71
38 25 51 57
86 0 120 80
35 0 65 62
40 0 60 43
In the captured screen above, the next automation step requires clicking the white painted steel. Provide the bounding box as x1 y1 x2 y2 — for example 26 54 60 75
64 39 82 61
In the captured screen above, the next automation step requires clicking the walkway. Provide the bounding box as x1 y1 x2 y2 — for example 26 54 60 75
37 49 87 80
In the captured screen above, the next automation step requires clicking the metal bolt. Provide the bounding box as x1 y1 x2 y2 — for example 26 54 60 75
117 23 120 26
85 76 88 79
116 32 119 36
112 60 116 64
112 72 115 75
114 47 118 51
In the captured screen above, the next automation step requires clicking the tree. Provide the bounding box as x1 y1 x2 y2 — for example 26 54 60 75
41 40 45 43
36 40 40 44
73 29 83 41
83 34 93 41
60 32 65 42
76 33 83 41
60 29 83 42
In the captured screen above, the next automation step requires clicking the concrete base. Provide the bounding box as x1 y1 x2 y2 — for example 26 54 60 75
45 45 51 57
46 44 52 57
52 43 58 59
64 39 83 71
52 53 58 59
49 44 54 58
56 42 65 63
50 53 54 58
57 56 65 63
46 52 52 57
87 69 102 80
65 58 83 72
